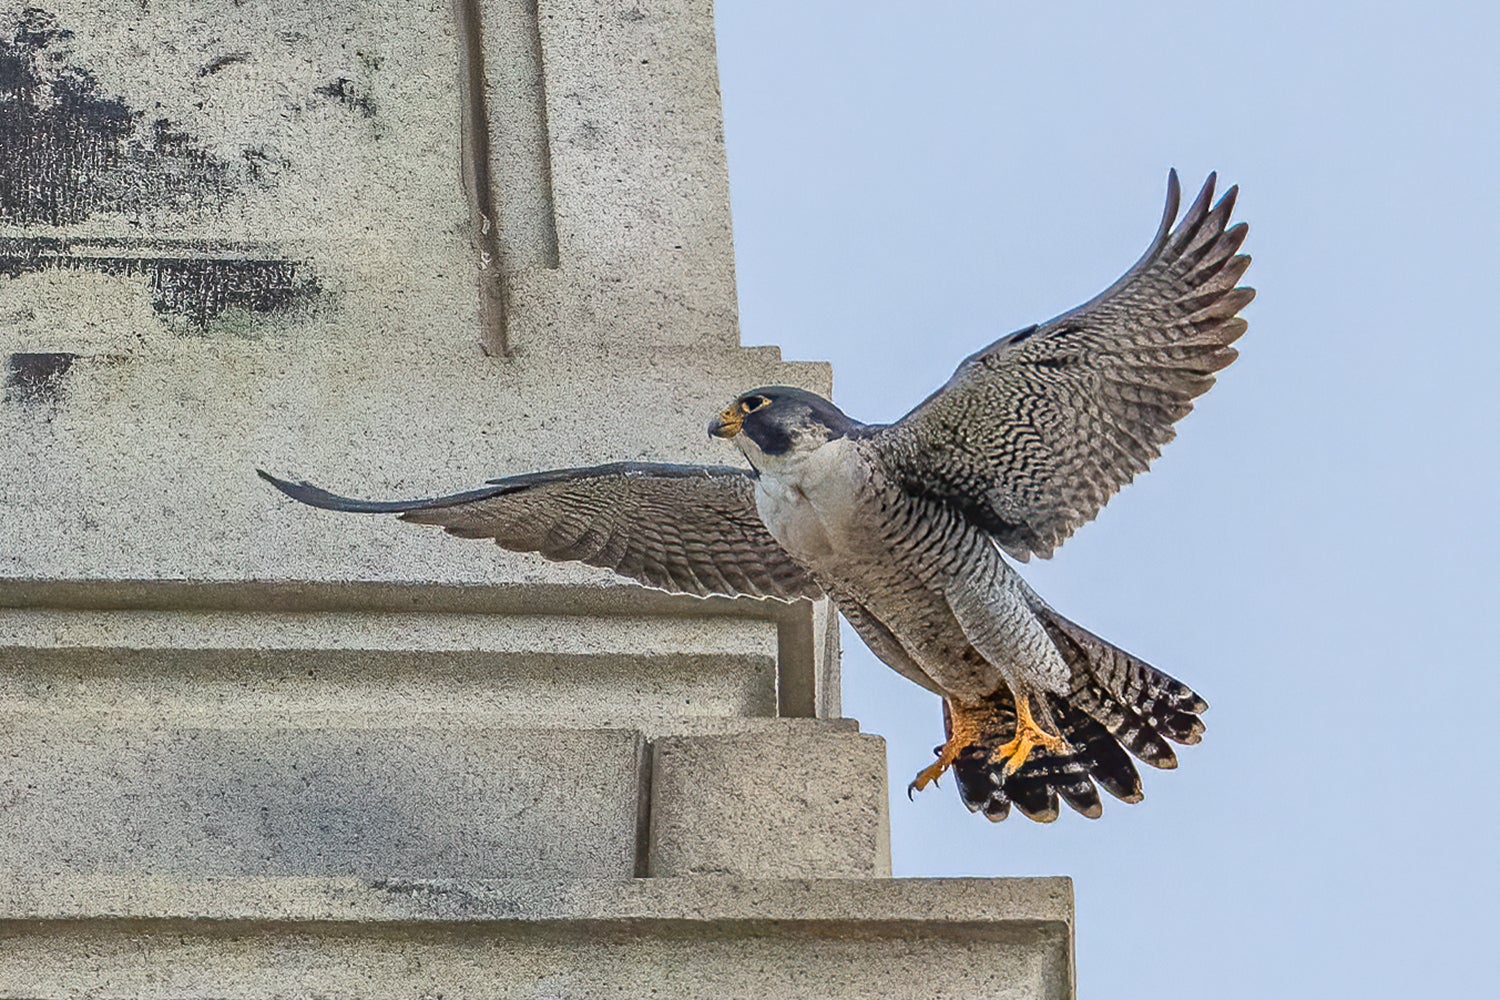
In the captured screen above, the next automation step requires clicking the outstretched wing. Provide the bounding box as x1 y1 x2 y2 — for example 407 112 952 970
258 462 820 601
871 170 1253 560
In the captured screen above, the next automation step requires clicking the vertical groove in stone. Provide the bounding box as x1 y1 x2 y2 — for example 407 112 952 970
455 0 561 358
634 734 656 878
454 0 511 357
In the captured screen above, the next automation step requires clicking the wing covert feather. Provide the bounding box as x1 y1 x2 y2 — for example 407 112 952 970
258 463 819 601
872 171 1253 560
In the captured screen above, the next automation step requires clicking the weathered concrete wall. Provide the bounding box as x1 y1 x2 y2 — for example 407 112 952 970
0 1 1074 996
0 0 837 715
0 0 825 586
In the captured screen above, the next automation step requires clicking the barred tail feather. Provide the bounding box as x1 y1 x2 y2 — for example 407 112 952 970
1034 606 1208 764
950 607 1206 823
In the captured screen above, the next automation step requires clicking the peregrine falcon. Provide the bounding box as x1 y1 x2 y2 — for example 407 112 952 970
261 171 1251 823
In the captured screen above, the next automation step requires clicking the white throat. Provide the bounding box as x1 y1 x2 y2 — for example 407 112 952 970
733 432 825 481
738 436 869 563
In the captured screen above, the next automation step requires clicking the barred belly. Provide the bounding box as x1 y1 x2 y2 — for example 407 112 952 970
824 559 1007 703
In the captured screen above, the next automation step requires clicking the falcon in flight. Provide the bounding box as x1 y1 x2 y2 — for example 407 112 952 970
261 171 1251 823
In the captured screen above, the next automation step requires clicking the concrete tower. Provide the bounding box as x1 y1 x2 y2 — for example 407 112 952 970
0 2 1073 995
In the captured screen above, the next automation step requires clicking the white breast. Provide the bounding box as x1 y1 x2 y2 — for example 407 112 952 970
750 437 870 564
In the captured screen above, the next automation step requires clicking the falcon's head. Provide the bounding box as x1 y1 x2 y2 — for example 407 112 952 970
708 386 861 467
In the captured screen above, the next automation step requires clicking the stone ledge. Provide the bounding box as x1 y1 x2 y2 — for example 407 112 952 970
0 877 1073 999
0 607 781 733
650 731 892 879
0 579 838 720
0 720 882 885
0 874 1072 926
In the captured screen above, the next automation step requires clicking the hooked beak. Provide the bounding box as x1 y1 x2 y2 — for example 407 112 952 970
708 404 743 439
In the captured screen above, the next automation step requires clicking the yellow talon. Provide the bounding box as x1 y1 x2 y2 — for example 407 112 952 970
991 694 1070 774
907 698 989 798
908 693 1073 797
909 756 952 795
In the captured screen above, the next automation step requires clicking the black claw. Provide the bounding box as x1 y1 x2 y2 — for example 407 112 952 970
906 777 937 800
907 774 940 801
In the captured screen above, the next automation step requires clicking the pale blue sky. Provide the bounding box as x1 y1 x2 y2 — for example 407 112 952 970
716 2 1497 996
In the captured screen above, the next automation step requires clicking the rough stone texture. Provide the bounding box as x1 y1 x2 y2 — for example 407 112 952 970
0 346 827 588
0 876 1075 999
650 730 892 878
0 723 647 880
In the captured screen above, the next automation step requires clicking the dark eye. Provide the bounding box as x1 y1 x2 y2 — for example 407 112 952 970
741 395 771 414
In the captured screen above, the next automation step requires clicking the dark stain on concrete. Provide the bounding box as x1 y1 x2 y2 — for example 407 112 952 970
0 236 321 331
0 8 236 226
0 10 321 332
5 351 76 405
198 51 251 77
239 145 290 186
150 256 321 328
312 77 377 119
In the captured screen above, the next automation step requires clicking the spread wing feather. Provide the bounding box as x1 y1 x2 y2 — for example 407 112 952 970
258 463 820 601
870 170 1253 560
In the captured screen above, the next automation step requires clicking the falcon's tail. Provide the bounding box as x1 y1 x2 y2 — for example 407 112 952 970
951 608 1207 822
948 687 1137 822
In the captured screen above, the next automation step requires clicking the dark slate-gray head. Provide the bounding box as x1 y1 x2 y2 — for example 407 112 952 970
707 385 861 457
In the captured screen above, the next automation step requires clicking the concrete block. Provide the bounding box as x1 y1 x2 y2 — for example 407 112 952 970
0 345 828 584
648 729 892 878
0 875 1076 999
0 723 647 880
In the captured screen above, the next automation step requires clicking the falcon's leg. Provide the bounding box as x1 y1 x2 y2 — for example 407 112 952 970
907 698 992 797
991 692 1071 775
